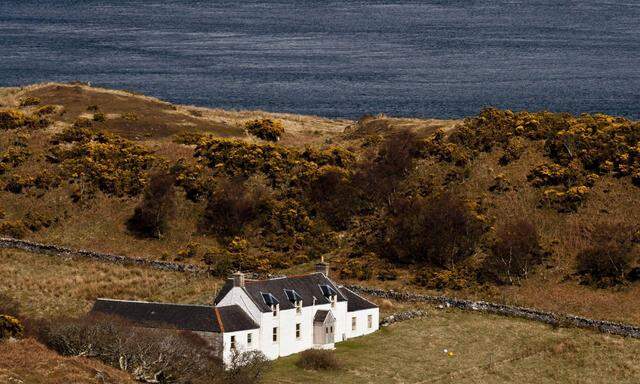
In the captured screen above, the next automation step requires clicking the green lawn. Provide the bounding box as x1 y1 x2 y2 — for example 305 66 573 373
268 308 640 384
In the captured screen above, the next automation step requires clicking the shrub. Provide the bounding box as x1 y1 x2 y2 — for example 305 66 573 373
23 211 58 232
306 166 358 230
379 193 485 268
225 351 271 384
3 175 35 194
39 315 224 384
86 104 99 112
413 266 472 290
201 177 271 238
527 163 582 188
488 173 511 193
174 132 206 145
0 146 31 169
482 219 545 284
33 105 57 116
19 96 40 107
295 349 341 371
0 221 29 238
576 222 637 287
0 315 24 340
93 112 106 122
0 109 27 130
127 171 176 238
539 186 589 212
121 112 138 121
499 136 526 165
51 124 94 144
245 118 285 141
171 160 213 202
54 131 156 197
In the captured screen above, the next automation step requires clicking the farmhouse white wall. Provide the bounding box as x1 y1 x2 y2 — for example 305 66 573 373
345 308 379 338
221 329 258 365
214 271 379 365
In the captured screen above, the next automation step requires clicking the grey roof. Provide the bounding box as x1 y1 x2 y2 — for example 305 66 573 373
214 273 347 313
314 309 331 323
91 299 258 333
338 287 379 312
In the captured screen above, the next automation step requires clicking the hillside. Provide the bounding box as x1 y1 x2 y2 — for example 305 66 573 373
2 82 640 327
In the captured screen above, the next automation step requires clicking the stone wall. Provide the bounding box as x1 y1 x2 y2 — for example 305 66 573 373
347 285 640 339
0 237 208 274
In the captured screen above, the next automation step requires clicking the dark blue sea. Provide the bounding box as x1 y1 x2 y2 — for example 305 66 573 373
1 1 639 119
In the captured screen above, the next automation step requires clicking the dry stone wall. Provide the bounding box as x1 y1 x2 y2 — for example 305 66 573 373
0 237 208 274
347 285 640 339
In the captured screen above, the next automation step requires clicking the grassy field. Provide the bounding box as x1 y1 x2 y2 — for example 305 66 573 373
2 249 639 383
268 309 640 384
0 248 222 318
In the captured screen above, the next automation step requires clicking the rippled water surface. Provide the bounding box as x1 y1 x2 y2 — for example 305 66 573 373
1 1 639 118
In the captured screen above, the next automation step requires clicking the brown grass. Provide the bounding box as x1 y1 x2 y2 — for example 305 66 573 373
0 338 135 384
0 249 221 318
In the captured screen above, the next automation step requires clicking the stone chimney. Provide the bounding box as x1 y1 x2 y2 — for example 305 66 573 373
232 271 245 287
315 256 329 277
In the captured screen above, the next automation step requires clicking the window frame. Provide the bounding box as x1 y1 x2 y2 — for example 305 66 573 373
368 314 373 328
247 333 252 346
230 335 236 350
295 323 301 339
352 316 357 331
273 327 278 343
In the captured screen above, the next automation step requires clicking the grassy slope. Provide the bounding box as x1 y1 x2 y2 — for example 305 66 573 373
3 248 640 383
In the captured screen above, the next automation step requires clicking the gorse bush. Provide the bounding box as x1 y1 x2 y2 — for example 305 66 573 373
0 109 28 130
171 160 213 202
173 132 206 145
245 118 285 141
50 129 156 198
0 315 24 340
0 146 31 174
127 171 176 238
19 96 41 107
93 112 106 122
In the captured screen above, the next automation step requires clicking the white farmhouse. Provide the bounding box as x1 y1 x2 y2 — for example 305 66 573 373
91 259 379 365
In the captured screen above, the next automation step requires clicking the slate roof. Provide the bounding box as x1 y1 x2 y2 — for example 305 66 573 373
214 273 347 313
338 287 379 312
313 309 332 323
91 299 258 333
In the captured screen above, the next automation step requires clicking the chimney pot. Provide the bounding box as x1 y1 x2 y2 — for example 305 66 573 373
232 271 245 287
315 257 329 277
